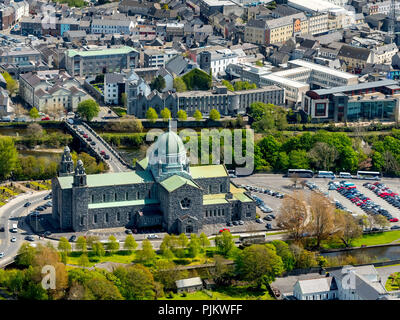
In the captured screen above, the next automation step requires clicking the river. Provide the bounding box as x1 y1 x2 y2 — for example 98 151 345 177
321 244 400 262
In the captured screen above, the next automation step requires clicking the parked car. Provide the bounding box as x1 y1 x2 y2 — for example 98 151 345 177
0 252 4 258
219 228 230 233
266 223 272 230
238 220 244 225
41 116 50 121
125 229 133 234
25 235 35 241
11 237 16 242
69 235 77 242
24 202 31 207
147 234 159 239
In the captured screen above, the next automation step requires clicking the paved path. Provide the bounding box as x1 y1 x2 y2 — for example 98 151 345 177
376 265 400 287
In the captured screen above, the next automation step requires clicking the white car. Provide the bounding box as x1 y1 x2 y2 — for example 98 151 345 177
11 237 16 242
147 234 159 239
0 252 4 258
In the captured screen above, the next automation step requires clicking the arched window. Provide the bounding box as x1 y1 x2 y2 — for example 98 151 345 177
115 193 117 201
117 212 120 221
125 192 128 200
105 213 109 223
103 194 106 202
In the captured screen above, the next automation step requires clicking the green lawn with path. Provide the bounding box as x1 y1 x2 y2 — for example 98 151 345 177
385 272 400 291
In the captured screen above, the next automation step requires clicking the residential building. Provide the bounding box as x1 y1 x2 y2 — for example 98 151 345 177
337 45 373 73
0 5 14 30
0 46 46 78
104 73 126 105
364 0 400 15
0 87 12 116
143 48 178 68
65 46 139 77
19 70 91 112
198 49 239 76
176 277 203 294
294 277 338 300
371 43 399 65
91 19 136 35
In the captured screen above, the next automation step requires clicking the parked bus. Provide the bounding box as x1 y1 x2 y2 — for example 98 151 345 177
287 169 313 178
356 171 381 180
316 171 335 179
239 233 266 247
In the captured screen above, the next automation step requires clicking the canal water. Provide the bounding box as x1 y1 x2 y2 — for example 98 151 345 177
321 245 400 261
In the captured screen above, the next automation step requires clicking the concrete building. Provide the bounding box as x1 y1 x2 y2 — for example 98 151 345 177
198 49 239 76
65 46 139 77
51 125 256 233
104 73 126 105
91 19 136 35
338 45 373 73
143 48 178 68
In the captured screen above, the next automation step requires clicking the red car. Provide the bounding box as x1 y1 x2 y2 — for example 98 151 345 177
219 228 230 233
390 218 399 222
100 150 106 155
41 116 50 121
83 134 88 138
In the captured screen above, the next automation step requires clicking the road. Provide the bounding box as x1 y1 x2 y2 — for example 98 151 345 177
0 190 52 268
68 122 130 173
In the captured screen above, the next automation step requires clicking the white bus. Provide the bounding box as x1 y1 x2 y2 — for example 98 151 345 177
316 171 335 179
287 169 313 178
356 171 381 180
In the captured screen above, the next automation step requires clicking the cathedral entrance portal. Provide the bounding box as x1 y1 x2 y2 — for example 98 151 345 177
186 225 193 233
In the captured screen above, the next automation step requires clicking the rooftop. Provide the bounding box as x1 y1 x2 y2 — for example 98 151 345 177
57 170 154 189
288 59 358 80
190 164 227 179
160 175 200 193
66 46 137 58
88 198 159 209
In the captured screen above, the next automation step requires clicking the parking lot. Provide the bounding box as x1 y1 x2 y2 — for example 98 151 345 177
233 174 400 230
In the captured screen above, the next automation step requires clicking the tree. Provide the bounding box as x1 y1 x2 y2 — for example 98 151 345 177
137 239 156 263
77 99 100 121
276 191 309 242
255 60 263 67
160 107 171 121
16 243 36 267
154 260 179 291
150 75 166 92
309 142 338 171
215 231 235 257
58 237 72 255
271 240 295 271
209 109 221 121
199 232 210 250
193 109 202 121
146 107 158 123
335 210 362 247
173 77 187 92
26 123 44 139
107 235 120 254
76 236 87 253
123 235 138 253
178 233 189 248
113 265 155 300
288 149 309 169
78 254 90 268
0 136 18 180
92 242 105 257
235 244 284 288
177 109 187 121
181 68 212 90
2 71 18 96
85 277 123 300
373 215 390 229
221 80 234 91
29 107 39 119
188 234 201 258
307 192 336 248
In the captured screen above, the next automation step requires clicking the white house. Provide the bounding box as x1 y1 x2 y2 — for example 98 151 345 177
294 276 338 300
91 19 136 35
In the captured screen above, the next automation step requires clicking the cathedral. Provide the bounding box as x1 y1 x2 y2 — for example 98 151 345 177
51 125 256 234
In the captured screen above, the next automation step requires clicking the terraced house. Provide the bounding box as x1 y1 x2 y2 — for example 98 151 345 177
52 125 256 233
19 70 90 112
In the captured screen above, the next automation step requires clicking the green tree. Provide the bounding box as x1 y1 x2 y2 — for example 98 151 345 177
107 235 120 254
178 233 189 248
58 237 72 255
255 60 263 67
215 231 235 257
0 136 18 180
236 244 284 288
271 240 295 271
160 107 171 121
16 243 36 267
188 234 201 258
193 109 202 121
85 277 123 300
222 80 234 91
181 68 212 90
76 236 87 253
29 107 39 119
78 254 90 268
92 242 105 257
288 149 309 169
173 77 187 92
177 109 187 121
77 99 100 122
146 107 158 123
124 235 138 253
113 265 155 300
150 75 166 92
209 109 221 121
2 71 18 96
137 239 156 263
199 232 210 250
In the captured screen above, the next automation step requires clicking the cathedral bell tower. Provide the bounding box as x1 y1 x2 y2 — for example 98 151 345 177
59 146 74 177
73 160 87 187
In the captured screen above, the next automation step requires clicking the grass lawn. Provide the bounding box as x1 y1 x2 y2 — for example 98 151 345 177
67 251 137 267
385 272 400 291
351 231 400 247
160 286 274 300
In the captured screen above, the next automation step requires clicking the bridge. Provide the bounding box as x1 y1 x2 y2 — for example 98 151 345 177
64 120 134 173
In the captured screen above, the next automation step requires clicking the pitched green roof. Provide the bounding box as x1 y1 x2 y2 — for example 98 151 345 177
88 198 159 209
160 175 199 193
229 183 253 203
190 165 228 179
67 46 137 58
57 170 154 189
136 157 148 170
203 193 228 205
